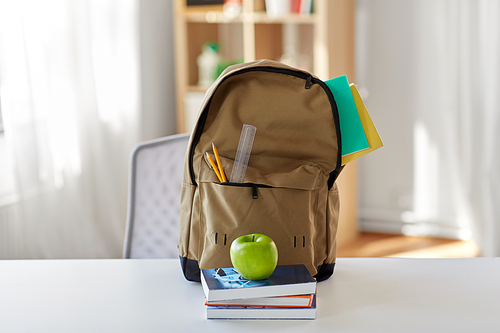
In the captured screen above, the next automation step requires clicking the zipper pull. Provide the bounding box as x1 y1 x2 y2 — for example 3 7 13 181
305 74 312 89
252 184 258 199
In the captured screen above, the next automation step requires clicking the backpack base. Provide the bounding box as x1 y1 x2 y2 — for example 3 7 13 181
179 255 335 283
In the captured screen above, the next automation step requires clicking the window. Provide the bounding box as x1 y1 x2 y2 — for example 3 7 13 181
0 98 17 205
0 97 3 133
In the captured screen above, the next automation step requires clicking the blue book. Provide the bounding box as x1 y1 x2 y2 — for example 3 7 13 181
201 264 317 302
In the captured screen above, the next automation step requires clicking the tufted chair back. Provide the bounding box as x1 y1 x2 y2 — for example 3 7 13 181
123 133 190 259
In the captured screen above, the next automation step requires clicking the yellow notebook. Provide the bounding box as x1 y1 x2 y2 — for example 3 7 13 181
341 84 383 165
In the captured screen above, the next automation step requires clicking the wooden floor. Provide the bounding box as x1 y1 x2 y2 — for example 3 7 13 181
337 232 480 258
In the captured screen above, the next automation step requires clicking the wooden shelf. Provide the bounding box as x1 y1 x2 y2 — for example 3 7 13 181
251 12 317 24
174 0 358 133
186 85 208 93
185 11 317 24
185 11 243 24
174 0 345 134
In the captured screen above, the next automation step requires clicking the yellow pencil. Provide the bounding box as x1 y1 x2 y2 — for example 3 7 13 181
205 152 223 182
212 141 227 182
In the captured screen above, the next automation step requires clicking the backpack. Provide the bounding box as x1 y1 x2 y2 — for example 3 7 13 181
178 59 342 283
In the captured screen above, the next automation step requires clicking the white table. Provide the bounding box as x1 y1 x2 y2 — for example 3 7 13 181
1 258 499 332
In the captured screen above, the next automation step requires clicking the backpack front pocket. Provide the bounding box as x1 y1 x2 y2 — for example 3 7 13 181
197 153 329 276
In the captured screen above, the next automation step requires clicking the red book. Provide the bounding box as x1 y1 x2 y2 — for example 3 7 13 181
206 293 314 308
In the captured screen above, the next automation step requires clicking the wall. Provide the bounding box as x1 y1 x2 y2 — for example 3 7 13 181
139 0 177 140
355 1 417 232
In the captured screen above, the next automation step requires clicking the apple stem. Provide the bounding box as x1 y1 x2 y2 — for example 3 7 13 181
251 234 255 242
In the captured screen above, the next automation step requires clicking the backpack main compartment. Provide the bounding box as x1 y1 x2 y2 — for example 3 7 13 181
178 60 342 282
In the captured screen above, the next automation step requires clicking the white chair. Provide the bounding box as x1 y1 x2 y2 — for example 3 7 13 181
123 133 190 259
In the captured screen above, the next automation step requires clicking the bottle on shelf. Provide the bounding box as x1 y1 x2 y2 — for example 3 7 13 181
197 42 221 89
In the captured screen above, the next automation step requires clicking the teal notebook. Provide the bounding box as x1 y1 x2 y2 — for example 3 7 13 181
325 75 369 156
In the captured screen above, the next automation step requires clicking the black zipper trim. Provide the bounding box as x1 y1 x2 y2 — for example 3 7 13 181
214 182 274 188
312 78 342 189
189 66 342 188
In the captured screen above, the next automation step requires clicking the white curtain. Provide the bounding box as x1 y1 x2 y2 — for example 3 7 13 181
357 0 500 256
412 0 500 256
0 0 141 258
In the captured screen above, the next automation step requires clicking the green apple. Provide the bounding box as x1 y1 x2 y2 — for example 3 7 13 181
230 234 278 280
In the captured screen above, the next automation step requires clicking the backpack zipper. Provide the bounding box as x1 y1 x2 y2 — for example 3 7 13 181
305 74 312 89
189 67 342 188
215 182 273 199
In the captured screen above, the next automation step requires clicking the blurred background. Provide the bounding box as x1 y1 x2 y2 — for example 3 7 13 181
0 0 498 259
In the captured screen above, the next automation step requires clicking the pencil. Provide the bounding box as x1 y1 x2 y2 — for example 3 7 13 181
205 152 223 182
212 141 227 182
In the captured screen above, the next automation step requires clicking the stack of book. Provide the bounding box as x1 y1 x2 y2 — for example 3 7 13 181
201 264 317 320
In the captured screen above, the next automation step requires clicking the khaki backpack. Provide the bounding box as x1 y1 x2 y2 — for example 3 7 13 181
178 59 342 282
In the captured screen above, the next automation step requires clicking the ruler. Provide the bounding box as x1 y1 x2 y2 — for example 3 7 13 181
230 124 257 183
